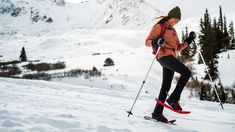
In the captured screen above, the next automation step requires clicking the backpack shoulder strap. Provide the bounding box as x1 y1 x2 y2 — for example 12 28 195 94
159 24 166 38
152 24 166 55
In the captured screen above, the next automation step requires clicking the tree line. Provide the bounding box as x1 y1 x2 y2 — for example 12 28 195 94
181 6 235 80
180 6 235 104
198 6 234 79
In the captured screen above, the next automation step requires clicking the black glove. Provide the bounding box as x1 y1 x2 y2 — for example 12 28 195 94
151 38 166 49
184 31 196 45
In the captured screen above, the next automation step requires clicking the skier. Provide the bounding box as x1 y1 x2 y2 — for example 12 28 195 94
145 6 196 122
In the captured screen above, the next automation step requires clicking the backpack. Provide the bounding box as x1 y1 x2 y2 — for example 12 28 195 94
152 24 166 55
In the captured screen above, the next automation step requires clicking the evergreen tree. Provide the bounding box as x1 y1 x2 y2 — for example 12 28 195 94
19 47 27 62
212 6 230 52
223 16 228 34
212 17 222 53
198 18 204 64
231 90 235 104
198 9 219 80
222 15 230 51
215 6 226 53
218 5 223 32
220 85 227 103
228 21 235 49
200 83 206 100
212 17 217 29
103 58 114 66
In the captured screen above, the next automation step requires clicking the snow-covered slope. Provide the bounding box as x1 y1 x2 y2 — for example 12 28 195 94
1 76 235 132
1 28 235 131
218 50 235 86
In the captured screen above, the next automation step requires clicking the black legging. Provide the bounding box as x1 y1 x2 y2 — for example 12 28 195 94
153 55 191 115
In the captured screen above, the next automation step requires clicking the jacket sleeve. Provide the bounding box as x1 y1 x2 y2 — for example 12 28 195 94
145 24 161 47
176 35 188 51
177 42 188 51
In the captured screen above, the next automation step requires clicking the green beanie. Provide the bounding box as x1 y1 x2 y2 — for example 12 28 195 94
168 6 181 20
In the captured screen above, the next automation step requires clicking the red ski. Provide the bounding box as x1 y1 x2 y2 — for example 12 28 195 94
156 99 191 114
144 116 176 124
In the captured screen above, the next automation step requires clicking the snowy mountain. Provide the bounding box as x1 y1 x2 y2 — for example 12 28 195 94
0 0 162 36
91 0 162 29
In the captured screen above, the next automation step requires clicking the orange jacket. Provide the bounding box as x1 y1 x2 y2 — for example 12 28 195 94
145 23 188 60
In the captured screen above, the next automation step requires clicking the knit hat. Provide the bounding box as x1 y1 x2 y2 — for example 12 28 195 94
167 6 181 20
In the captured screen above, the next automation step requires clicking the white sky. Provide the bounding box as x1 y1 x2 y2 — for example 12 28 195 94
146 0 235 18
65 0 235 21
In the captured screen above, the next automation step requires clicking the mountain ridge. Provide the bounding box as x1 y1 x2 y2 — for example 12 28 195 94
0 0 162 36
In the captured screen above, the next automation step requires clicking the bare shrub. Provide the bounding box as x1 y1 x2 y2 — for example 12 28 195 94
24 62 66 72
0 64 21 77
22 72 51 81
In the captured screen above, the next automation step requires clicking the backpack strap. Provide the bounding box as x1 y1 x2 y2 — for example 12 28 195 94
159 24 166 38
152 24 166 55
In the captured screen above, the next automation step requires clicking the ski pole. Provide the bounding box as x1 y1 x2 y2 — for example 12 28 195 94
194 40 224 109
127 47 161 117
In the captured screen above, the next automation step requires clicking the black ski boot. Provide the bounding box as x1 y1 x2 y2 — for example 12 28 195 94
166 98 182 111
152 113 168 123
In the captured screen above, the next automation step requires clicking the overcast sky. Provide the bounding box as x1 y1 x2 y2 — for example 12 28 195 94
66 0 235 21
145 0 235 20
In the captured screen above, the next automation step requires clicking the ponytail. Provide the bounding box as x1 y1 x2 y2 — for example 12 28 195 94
157 16 171 24
152 16 171 28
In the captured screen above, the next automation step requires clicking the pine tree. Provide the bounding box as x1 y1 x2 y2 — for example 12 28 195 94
200 83 206 100
19 47 27 62
220 85 227 103
218 5 223 32
228 21 235 49
212 17 222 53
212 17 217 29
215 6 225 53
199 9 219 80
222 15 230 51
103 58 114 66
198 18 204 64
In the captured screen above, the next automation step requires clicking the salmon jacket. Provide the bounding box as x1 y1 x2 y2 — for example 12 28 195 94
145 22 188 60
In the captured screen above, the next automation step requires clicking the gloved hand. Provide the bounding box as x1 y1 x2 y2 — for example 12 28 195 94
184 31 196 45
151 38 166 49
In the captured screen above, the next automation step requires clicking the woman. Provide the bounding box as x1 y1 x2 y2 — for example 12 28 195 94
145 6 195 122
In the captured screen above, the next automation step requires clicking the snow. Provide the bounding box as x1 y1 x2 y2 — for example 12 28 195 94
1 0 235 131
1 28 235 132
1 77 235 132
218 50 235 86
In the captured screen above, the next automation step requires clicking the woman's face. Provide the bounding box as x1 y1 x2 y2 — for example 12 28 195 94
167 18 179 26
